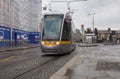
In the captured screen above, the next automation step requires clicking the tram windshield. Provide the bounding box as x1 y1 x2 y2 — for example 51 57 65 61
42 14 64 40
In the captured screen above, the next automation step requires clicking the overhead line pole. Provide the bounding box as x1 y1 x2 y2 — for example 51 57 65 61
88 13 95 43
50 0 88 11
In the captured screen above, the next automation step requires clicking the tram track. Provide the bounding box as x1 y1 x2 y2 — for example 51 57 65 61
0 54 55 79
0 48 78 79
13 49 78 79
0 47 41 67
13 56 58 79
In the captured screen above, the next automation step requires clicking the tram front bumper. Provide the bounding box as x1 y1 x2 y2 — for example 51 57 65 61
41 44 71 54
41 44 61 53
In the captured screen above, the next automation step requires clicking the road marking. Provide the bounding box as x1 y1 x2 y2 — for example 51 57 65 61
0 56 15 62
0 56 27 62
22 51 28 53
22 50 35 53
0 50 6 52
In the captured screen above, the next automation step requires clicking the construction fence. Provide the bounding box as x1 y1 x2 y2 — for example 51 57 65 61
0 26 40 47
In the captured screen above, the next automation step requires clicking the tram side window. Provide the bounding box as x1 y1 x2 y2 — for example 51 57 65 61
61 19 71 41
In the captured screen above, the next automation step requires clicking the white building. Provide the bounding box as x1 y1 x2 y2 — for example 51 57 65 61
0 0 42 32
0 0 10 27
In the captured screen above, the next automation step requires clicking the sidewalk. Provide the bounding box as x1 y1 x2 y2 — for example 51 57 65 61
50 45 120 79
0 44 40 52
78 43 99 47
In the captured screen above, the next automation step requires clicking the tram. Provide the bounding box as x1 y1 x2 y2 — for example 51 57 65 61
40 12 76 54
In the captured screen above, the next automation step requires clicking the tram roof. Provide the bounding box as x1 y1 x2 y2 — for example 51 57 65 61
43 11 72 19
44 12 64 14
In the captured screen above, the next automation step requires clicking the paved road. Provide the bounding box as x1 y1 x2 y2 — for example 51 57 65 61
0 47 42 67
64 45 120 79
0 47 78 79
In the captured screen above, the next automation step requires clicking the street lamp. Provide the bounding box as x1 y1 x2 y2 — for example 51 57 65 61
88 13 95 43
9 0 13 46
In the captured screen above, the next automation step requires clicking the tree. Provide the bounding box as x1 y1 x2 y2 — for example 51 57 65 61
108 28 112 41
94 28 98 35
86 28 92 33
94 28 98 42
108 28 111 32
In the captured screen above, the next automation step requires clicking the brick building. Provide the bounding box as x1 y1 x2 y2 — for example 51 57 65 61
97 30 120 43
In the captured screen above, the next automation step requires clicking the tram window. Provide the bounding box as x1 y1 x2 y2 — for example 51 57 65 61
61 19 71 41
42 15 63 40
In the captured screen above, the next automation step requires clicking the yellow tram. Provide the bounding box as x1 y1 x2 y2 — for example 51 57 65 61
40 12 76 54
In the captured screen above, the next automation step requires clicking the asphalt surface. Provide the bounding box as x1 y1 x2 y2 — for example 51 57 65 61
0 47 42 67
0 47 78 79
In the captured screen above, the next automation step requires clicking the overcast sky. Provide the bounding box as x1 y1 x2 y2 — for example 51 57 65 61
42 0 120 30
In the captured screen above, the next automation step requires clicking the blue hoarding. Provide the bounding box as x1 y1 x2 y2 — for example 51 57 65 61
0 26 40 46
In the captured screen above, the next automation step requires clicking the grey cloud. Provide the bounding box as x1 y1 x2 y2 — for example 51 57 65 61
43 0 120 30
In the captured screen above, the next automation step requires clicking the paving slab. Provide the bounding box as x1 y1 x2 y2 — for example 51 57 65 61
50 45 120 79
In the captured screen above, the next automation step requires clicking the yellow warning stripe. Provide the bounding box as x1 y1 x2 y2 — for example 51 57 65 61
59 41 72 44
41 41 72 46
41 41 56 46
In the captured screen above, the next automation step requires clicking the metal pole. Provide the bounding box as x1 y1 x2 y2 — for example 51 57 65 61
49 2 52 11
92 13 95 43
9 0 12 46
93 13 95 43
88 13 95 43
81 24 84 43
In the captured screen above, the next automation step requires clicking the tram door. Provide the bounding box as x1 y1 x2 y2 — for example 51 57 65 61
61 18 73 50
61 19 71 41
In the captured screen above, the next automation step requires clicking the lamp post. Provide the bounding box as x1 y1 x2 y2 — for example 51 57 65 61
88 13 95 43
9 0 13 46
81 24 85 44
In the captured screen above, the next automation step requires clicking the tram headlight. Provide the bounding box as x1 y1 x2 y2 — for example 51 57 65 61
56 42 60 45
41 41 45 45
